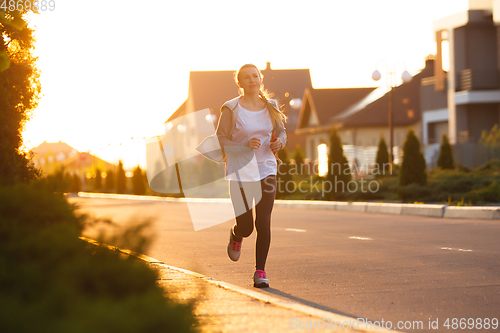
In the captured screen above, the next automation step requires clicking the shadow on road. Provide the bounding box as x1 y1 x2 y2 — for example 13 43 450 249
260 287 359 319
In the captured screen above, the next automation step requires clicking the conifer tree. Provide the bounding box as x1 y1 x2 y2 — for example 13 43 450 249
71 174 82 193
276 147 293 198
116 161 127 194
437 133 455 169
105 169 115 192
375 137 390 175
293 144 305 175
327 127 351 197
132 166 146 195
94 168 102 191
399 129 427 186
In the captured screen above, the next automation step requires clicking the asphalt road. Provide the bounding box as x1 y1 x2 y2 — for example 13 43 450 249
72 196 500 332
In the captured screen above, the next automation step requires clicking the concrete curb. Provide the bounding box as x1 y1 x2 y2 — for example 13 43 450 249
76 192 500 220
79 236 400 333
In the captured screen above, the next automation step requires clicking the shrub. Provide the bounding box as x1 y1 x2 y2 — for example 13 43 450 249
277 147 294 198
464 182 500 204
327 127 351 199
94 168 103 191
399 129 427 186
105 169 115 192
375 136 390 175
0 183 199 333
116 161 127 194
132 166 146 195
437 133 455 169
292 144 305 174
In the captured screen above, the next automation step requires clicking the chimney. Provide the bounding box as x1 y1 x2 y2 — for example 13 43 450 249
468 0 493 10
266 62 271 70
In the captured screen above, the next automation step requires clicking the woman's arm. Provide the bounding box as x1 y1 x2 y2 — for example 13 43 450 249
215 107 239 147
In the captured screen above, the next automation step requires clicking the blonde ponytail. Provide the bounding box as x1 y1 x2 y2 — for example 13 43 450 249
259 90 287 129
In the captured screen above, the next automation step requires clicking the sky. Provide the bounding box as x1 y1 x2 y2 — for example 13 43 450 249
21 0 470 169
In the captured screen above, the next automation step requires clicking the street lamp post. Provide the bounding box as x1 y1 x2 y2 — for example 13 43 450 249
372 62 412 164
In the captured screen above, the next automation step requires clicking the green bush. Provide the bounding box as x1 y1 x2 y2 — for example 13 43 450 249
375 137 390 175
0 183 199 333
437 133 455 170
327 127 351 199
399 129 427 186
277 148 294 198
464 182 500 204
132 166 146 195
116 161 127 194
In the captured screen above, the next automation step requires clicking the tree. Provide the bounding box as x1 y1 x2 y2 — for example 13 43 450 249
132 166 146 195
276 147 293 198
0 5 42 185
116 161 127 194
105 169 115 192
437 133 455 169
479 124 500 160
94 168 103 191
70 174 81 193
399 129 427 186
327 127 351 198
293 144 305 175
375 136 390 175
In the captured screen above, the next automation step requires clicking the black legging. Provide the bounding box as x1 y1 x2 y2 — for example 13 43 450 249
230 175 276 271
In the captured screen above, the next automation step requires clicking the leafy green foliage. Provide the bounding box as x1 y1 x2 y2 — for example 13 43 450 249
0 183 199 332
437 133 454 169
479 124 500 160
399 129 427 186
0 6 42 185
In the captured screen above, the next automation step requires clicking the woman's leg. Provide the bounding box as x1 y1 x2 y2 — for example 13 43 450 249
229 180 254 241
254 175 276 270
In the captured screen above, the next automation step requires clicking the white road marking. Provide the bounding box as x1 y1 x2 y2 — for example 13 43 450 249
440 247 473 252
349 236 373 241
286 228 306 232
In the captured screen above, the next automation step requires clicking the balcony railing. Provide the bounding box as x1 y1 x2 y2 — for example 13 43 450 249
459 68 499 91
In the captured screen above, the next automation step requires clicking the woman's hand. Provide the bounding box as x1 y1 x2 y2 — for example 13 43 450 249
270 138 282 153
248 137 261 150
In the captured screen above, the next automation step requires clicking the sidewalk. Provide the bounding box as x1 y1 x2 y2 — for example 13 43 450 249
80 237 398 333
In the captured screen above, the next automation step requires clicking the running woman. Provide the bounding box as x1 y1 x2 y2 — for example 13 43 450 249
215 64 287 288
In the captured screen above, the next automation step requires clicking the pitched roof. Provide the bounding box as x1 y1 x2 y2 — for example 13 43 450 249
296 59 438 132
296 87 376 131
166 63 313 132
334 60 436 128
31 141 77 155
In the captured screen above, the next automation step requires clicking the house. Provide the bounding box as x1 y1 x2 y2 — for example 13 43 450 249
427 0 500 167
164 62 313 152
30 141 115 177
31 141 79 174
296 58 437 169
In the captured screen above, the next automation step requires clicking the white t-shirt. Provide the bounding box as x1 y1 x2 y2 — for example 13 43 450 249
225 104 277 182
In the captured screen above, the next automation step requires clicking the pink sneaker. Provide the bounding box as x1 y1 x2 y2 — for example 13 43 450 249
227 229 242 261
253 269 269 288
